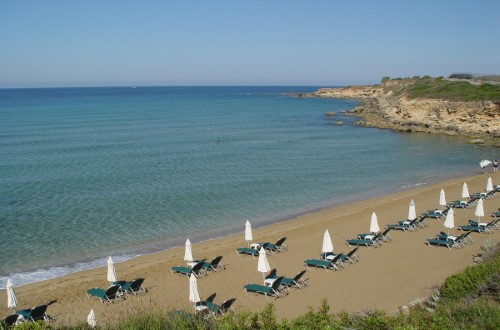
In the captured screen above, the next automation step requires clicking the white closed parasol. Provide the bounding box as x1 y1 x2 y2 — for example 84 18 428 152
322 230 334 253
369 212 380 233
245 220 253 246
6 279 18 312
408 200 416 221
257 247 270 280
475 199 484 221
462 183 470 199
107 256 117 283
439 189 447 209
189 274 201 303
486 177 493 192
184 238 194 262
443 208 455 235
87 309 96 328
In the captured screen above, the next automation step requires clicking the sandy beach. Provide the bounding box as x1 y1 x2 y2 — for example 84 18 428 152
2 171 499 327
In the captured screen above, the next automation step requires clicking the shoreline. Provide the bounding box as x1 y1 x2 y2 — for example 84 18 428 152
0 167 476 288
2 170 498 327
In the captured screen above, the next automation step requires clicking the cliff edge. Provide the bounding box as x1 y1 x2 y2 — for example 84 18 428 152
304 77 500 145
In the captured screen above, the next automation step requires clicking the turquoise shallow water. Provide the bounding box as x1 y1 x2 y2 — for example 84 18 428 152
0 86 496 286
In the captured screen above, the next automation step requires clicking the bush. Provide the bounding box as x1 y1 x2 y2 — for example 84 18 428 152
440 255 500 301
290 299 332 329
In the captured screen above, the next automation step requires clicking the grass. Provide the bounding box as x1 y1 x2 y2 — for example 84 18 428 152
384 76 500 101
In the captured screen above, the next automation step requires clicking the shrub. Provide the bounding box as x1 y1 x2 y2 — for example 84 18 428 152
290 299 332 329
440 255 500 301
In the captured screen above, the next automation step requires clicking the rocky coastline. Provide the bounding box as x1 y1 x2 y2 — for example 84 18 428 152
300 79 500 146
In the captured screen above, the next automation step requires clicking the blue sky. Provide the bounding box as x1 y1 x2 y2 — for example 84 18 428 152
1 0 499 87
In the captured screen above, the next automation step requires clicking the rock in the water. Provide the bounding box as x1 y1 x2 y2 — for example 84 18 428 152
468 139 485 144
326 112 335 116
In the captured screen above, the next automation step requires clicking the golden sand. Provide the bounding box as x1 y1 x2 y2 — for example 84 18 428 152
2 172 499 327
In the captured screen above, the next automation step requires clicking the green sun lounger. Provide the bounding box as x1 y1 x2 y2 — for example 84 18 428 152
345 238 377 248
426 238 459 249
281 270 307 288
262 237 288 253
458 219 495 234
17 304 51 323
206 298 237 316
243 276 284 299
304 254 342 271
171 262 206 277
86 285 122 303
201 256 225 272
436 232 472 246
458 225 487 233
386 218 418 232
113 278 147 295
337 247 360 264
235 247 259 257
1 313 19 329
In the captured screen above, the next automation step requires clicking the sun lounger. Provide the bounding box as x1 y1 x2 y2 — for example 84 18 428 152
426 238 460 249
17 304 52 323
490 217 500 230
378 228 393 242
470 219 498 232
321 247 359 264
414 215 429 228
262 237 288 253
345 238 378 248
206 298 236 317
235 247 260 258
421 209 446 220
201 256 225 272
86 285 122 303
338 247 360 264
281 270 308 289
1 314 19 328
436 232 473 246
171 262 207 277
458 220 495 234
458 224 488 234
386 218 418 232
113 278 147 295
304 254 343 271
194 292 217 312
243 276 284 299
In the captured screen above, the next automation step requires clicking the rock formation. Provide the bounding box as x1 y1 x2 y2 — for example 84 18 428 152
304 79 500 145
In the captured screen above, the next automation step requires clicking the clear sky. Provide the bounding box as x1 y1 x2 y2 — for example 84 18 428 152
1 0 499 88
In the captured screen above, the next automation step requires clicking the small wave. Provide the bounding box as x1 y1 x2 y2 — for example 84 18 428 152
401 182 428 189
0 254 135 288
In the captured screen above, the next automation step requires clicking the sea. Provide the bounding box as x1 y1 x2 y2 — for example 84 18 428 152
0 86 496 287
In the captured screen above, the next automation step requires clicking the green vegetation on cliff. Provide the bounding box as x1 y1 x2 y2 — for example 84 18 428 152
384 76 500 102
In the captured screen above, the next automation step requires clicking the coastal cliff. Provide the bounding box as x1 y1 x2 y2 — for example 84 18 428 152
305 77 500 145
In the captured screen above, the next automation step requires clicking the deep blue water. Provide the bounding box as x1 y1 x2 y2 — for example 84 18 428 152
0 86 495 286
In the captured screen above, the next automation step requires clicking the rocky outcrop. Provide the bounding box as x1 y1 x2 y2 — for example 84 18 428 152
304 82 500 143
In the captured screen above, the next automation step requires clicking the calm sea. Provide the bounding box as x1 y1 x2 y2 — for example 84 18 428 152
0 86 495 286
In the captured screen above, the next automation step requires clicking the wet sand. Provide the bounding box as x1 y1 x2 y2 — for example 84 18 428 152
2 172 499 327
